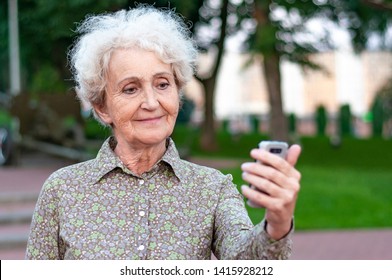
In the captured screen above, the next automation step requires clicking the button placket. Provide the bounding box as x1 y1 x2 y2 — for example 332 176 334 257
136 177 149 258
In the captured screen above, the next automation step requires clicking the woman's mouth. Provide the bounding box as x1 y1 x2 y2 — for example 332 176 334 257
137 116 163 124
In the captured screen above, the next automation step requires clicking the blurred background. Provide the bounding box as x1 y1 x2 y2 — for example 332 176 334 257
1 0 392 259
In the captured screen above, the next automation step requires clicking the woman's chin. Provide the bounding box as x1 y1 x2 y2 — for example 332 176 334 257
132 134 170 147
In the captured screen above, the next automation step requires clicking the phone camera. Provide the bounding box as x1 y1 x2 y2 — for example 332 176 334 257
269 148 282 154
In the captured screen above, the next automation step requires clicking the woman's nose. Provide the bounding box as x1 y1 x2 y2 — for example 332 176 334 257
141 87 159 110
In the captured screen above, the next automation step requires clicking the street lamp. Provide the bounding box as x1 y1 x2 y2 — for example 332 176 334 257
8 0 21 95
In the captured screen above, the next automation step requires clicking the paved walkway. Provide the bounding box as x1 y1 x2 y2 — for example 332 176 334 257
1 151 391 260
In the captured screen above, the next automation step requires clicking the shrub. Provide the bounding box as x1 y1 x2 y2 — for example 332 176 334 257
371 96 384 137
288 113 297 134
315 105 327 136
338 104 352 137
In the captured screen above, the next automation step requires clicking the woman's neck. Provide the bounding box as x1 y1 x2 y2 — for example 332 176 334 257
114 139 167 176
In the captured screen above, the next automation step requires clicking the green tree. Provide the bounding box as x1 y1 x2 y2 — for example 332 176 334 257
1 0 247 151
372 80 392 137
0 0 129 93
194 0 230 150
245 0 392 141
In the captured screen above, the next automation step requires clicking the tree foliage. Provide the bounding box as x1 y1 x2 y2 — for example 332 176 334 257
0 0 129 93
244 0 392 141
372 79 392 137
2 0 392 145
1 0 245 150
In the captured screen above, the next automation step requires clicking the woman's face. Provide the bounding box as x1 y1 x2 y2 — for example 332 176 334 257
95 48 179 149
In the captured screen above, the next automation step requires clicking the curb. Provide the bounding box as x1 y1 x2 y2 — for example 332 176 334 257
0 210 33 225
0 192 38 204
0 233 28 250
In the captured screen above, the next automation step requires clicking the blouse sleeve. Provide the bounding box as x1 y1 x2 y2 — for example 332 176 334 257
25 174 63 259
212 174 293 260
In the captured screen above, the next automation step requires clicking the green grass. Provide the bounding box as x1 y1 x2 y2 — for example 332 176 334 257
223 166 392 230
172 126 392 230
298 136 392 171
294 137 392 229
296 166 392 229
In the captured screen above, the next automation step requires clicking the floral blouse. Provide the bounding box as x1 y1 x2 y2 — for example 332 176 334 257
26 137 292 260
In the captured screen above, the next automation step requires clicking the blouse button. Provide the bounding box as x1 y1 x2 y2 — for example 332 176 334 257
139 211 145 217
137 245 145 251
139 180 144 185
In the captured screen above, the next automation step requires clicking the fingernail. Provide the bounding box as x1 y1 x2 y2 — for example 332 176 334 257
241 172 247 179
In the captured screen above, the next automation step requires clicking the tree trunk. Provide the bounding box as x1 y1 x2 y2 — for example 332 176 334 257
200 77 218 151
197 0 229 151
253 0 289 142
262 52 289 141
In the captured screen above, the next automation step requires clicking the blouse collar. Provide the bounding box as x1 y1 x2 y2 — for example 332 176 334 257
91 136 186 183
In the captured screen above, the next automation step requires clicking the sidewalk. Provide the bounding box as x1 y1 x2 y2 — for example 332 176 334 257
1 151 391 260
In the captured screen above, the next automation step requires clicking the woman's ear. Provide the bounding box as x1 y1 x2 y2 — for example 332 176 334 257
92 102 112 126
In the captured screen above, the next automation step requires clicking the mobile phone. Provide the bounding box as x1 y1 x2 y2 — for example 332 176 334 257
246 141 288 208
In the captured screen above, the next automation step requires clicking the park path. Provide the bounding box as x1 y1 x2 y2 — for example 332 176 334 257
1 151 391 260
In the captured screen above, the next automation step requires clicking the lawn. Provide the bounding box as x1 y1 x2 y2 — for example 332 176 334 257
225 165 392 230
172 126 392 230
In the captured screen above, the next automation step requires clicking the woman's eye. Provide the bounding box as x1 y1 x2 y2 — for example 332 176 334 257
123 87 137 94
157 82 169 90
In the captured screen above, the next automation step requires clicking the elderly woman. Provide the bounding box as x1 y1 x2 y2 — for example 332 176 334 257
26 6 301 260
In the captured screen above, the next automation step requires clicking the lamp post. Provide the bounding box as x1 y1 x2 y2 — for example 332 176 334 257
8 0 21 96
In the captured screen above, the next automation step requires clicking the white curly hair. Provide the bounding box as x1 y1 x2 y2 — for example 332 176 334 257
68 5 198 121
